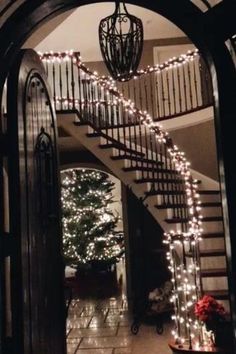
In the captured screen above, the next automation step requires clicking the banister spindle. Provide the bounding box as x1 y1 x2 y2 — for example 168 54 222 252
97 85 102 128
166 68 172 117
78 66 82 114
70 56 75 110
182 63 188 112
81 73 87 121
199 56 209 107
144 125 150 179
193 57 200 108
110 91 115 141
160 71 166 118
171 67 177 116
144 75 149 115
187 60 193 110
65 59 70 110
59 61 63 110
177 65 183 113
52 61 56 110
138 77 143 111
163 144 171 205
149 130 156 190
90 80 96 127
155 73 161 119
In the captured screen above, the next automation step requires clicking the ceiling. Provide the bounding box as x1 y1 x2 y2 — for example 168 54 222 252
33 3 185 61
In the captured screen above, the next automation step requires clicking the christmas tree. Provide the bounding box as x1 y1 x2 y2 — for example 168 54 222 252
61 169 124 267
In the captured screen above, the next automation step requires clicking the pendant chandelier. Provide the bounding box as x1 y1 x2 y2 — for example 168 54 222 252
99 1 144 82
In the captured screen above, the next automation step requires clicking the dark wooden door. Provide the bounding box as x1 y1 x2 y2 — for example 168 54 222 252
6 49 66 354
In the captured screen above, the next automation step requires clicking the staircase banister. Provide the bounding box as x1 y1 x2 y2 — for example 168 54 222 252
39 50 80 61
74 56 202 220
74 49 212 123
40 48 213 121
76 49 201 80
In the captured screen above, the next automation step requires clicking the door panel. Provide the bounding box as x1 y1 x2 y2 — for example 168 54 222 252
6 49 66 354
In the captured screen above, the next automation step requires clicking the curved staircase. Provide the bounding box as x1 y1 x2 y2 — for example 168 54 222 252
41 50 230 346
58 113 229 311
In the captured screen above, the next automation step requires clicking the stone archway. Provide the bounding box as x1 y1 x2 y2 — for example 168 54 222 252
1 0 236 350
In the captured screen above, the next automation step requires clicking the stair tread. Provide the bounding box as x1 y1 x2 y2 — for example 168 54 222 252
135 178 201 185
135 178 189 185
146 189 185 196
156 202 221 209
186 248 225 257
99 143 144 156
147 189 220 196
111 154 162 165
123 166 176 173
201 268 227 277
165 216 223 223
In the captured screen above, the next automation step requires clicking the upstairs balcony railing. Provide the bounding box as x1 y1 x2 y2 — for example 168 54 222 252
40 49 213 122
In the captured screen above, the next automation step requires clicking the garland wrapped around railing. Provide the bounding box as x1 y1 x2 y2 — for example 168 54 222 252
40 50 205 348
117 49 213 120
39 49 213 122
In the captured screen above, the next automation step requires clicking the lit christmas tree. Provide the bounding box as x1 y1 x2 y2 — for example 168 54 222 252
61 169 124 268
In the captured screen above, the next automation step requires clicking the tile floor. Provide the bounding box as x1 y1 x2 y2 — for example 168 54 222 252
66 296 172 354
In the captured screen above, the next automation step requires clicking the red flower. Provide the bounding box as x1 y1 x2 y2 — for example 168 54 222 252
194 295 226 323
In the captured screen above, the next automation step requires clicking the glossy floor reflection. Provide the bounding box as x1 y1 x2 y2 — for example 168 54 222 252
66 296 172 354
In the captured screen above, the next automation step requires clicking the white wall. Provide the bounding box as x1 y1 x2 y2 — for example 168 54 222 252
35 3 185 61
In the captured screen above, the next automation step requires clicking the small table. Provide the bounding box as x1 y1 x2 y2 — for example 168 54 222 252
169 341 227 354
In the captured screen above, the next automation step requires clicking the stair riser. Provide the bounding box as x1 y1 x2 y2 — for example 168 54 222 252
200 208 222 218
199 238 225 251
201 257 226 270
202 278 228 292
198 194 221 203
201 221 223 233
165 208 223 219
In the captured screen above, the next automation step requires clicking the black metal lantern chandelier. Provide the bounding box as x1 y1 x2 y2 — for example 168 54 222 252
99 1 144 82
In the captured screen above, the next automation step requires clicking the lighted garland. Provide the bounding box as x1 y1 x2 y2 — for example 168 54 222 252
40 49 204 348
74 55 204 348
39 48 201 110
39 48 200 79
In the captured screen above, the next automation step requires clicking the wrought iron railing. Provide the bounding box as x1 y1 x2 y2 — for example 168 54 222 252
40 49 213 122
116 50 213 121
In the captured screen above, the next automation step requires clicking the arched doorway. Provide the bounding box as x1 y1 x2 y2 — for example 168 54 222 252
1 1 236 353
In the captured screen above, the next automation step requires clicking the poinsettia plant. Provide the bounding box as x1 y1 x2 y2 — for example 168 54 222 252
194 295 226 324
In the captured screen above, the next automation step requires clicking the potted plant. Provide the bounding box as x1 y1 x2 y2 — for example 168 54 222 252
194 295 226 348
